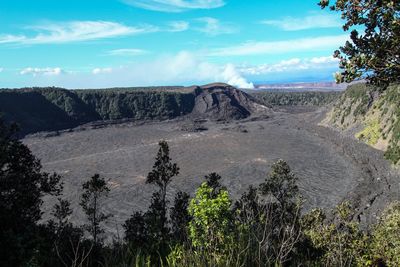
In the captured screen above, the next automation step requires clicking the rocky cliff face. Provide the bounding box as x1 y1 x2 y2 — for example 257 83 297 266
191 83 269 121
322 83 400 165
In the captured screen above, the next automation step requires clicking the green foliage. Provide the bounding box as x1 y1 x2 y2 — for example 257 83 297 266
383 84 400 164
369 202 400 266
188 182 233 257
172 160 304 266
356 119 381 145
302 202 369 266
252 91 340 107
320 0 400 87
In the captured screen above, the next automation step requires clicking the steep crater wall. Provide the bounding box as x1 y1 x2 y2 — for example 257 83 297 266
322 83 400 165
0 84 265 136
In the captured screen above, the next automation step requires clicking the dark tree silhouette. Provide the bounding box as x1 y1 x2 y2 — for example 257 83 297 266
146 140 180 209
0 119 62 266
80 174 111 245
125 140 180 263
260 159 299 208
123 211 149 249
146 140 179 238
205 172 225 196
52 198 73 231
170 191 191 243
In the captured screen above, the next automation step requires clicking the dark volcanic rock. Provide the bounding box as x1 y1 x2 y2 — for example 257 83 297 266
191 83 268 121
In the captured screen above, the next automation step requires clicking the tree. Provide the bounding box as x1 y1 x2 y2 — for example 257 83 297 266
124 140 180 263
231 160 302 265
145 140 179 243
188 182 233 262
319 0 400 86
80 174 111 245
36 198 86 267
52 198 73 231
170 191 191 243
260 159 299 208
0 119 62 266
146 140 180 211
123 211 149 250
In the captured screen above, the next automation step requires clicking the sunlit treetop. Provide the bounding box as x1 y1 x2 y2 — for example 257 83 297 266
320 0 400 87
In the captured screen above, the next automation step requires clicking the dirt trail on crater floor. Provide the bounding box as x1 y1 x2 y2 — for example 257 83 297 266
23 106 399 237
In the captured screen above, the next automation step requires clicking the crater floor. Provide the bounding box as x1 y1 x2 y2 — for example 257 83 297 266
24 107 392 237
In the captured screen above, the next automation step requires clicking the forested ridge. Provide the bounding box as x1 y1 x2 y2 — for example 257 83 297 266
251 91 340 107
0 87 195 135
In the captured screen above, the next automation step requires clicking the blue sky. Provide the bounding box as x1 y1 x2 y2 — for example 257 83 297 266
0 0 347 88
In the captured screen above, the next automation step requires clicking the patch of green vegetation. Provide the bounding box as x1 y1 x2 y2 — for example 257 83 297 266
251 91 340 107
382 84 400 164
337 83 377 118
76 90 195 121
332 83 399 164
356 119 381 145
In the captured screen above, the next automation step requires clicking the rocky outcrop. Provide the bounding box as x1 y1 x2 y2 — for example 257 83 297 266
190 83 269 121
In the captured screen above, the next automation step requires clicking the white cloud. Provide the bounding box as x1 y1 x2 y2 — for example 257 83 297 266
261 14 341 31
310 56 339 64
0 68 3 73
240 56 339 75
0 21 157 45
107 48 149 56
92 67 113 74
14 52 254 89
121 0 225 12
20 67 63 76
167 21 190 32
0 34 26 44
196 17 237 36
208 35 348 56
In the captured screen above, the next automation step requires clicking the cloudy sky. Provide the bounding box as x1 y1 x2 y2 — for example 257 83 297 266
0 0 346 89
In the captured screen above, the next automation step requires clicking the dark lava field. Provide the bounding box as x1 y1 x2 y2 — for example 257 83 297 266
23 106 399 237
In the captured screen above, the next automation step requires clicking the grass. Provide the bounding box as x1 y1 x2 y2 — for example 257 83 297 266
356 119 381 145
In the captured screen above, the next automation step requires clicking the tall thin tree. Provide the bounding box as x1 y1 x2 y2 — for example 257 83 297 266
80 174 111 245
146 140 179 233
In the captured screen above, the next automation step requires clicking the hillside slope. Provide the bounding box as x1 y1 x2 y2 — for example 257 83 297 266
0 84 265 136
322 83 400 164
